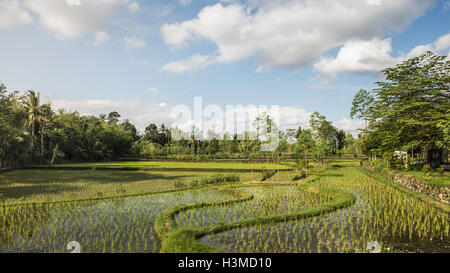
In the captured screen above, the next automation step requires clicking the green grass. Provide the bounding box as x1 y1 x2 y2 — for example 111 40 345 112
48 161 292 170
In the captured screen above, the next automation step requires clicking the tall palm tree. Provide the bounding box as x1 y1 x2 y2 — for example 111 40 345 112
38 104 52 162
23 91 44 152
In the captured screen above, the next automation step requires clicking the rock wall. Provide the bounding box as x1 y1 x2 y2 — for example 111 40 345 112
363 165 449 204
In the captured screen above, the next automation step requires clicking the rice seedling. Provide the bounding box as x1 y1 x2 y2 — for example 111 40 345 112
0 188 234 253
200 165 449 253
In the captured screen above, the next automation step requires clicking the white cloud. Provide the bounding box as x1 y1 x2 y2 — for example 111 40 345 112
333 118 364 137
123 36 147 51
48 97 360 137
161 54 215 74
179 0 192 6
314 38 400 81
161 1 432 73
278 107 312 131
434 33 450 52
22 0 138 39
147 88 158 93
93 31 110 46
0 0 33 28
49 98 173 133
315 32 450 81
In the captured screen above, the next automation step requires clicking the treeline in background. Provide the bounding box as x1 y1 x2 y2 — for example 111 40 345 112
0 85 360 168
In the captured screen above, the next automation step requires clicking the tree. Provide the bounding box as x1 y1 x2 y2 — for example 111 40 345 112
107 111 121 124
145 123 159 143
335 129 346 153
0 84 30 167
294 129 315 177
357 52 449 165
23 90 46 151
309 112 337 161
350 89 374 130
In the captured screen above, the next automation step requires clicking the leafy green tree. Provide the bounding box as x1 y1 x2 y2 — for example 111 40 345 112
309 111 337 160
357 52 449 165
335 129 346 153
294 129 315 176
350 89 374 130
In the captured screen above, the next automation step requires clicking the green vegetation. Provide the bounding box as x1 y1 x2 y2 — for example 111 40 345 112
0 161 448 253
0 188 234 253
352 52 449 168
201 164 449 253
0 53 448 253
47 161 292 170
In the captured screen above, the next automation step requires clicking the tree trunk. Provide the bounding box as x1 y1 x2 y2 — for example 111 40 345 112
305 153 308 178
40 129 44 163
50 144 59 166
405 151 409 169
31 119 35 149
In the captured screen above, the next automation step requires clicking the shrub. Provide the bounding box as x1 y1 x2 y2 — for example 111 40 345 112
193 174 240 186
261 168 277 181
437 168 444 175
174 181 187 189
292 171 306 181
422 164 432 173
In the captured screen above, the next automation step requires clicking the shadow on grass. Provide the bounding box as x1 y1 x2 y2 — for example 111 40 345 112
1 170 199 184
0 184 80 200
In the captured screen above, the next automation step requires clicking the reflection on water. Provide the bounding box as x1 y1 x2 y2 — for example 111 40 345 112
0 189 233 253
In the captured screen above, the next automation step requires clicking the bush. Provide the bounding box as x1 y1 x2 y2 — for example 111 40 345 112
437 168 444 175
174 181 187 189
192 174 240 186
261 168 277 181
422 164 432 173
292 171 306 181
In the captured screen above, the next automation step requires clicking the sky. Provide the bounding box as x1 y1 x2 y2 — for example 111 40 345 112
0 0 449 135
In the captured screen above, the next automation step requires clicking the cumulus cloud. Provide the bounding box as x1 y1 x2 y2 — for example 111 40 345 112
0 0 33 28
314 38 400 81
93 31 111 46
161 54 215 74
333 118 364 137
21 0 138 39
123 36 147 51
47 97 361 137
49 98 173 133
161 0 432 73
315 32 450 81
407 33 450 58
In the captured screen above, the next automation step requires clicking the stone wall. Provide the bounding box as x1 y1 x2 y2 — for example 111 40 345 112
363 165 449 204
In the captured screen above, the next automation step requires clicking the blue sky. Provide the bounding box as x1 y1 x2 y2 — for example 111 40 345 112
0 0 449 134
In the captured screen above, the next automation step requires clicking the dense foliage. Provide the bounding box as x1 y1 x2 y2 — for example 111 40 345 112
0 84 359 167
351 52 449 166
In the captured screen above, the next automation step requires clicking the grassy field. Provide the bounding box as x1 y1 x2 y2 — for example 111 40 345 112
0 161 448 253
46 161 293 170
